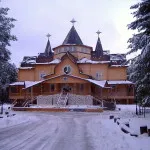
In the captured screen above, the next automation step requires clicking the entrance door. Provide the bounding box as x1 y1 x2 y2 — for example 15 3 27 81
61 84 72 93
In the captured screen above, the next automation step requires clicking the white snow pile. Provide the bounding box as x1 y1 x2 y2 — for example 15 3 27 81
86 105 150 150
0 104 39 129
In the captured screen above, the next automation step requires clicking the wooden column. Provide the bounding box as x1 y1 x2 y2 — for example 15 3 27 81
40 83 42 95
73 83 76 94
31 87 33 104
55 83 58 94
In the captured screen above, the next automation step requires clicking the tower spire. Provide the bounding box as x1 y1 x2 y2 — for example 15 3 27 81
45 33 53 56
63 19 83 45
95 30 103 57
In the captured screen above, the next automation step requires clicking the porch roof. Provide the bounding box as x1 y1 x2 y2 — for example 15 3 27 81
87 79 107 88
107 80 134 85
22 75 109 89
10 82 24 86
24 81 42 88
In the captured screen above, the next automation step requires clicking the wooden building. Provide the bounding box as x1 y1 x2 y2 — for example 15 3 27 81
9 20 134 107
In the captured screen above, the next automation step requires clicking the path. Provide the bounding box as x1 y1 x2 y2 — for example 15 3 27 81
0 111 142 150
0 112 97 150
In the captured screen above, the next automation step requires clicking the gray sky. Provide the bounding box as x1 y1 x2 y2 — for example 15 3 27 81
1 0 139 67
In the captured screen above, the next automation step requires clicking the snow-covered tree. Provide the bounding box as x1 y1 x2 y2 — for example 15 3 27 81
127 0 150 104
0 3 17 106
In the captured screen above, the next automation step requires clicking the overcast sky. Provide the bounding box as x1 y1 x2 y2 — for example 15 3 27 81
1 0 139 67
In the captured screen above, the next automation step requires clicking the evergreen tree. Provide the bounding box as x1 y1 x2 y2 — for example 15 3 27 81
0 3 17 109
127 0 150 104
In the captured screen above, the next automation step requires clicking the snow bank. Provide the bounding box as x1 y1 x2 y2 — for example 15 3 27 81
0 104 39 129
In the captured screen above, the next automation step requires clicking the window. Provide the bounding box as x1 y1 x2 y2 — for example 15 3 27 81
11 87 18 93
70 46 75 52
82 48 86 53
28 88 31 93
64 47 67 52
39 73 46 80
50 84 55 92
61 47 64 52
63 66 71 74
96 72 102 80
80 84 84 91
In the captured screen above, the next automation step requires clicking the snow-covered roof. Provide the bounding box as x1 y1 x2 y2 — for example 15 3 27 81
24 81 41 88
110 65 128 67
22 56 37 64
110 54 126 61
10 82 24 86
77 58 110 64
36 59 61 65
103 50 110 55
19 67 34 69
108 80 134 85
87 79 106 87
23 75 108 89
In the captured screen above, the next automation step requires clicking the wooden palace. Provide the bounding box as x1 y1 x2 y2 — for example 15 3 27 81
9 20 134 107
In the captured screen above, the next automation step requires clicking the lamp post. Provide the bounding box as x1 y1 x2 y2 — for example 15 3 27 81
0 89 4 114
135 98 138 115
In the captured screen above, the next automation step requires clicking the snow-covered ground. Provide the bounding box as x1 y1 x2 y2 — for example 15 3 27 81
0 104 150 150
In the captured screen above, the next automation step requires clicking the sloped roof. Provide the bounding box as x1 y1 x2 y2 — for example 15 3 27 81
77 58 110 64
63 26 83 45
87 79 107 88
107 80 134 85
10 82 24 86
61 52 78 63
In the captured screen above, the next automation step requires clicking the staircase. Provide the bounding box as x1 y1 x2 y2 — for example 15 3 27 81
57 93 68 107
93 96 116 110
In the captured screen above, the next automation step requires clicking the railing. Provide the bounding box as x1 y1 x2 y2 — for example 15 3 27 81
57 93 69 107
57 93 62 106
93 97 103 107
93 96 116 110
64 93 69 106
12 99 18 105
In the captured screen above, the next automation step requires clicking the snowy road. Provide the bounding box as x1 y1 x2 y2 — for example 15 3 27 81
0 110 149 150
0 112 97 150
